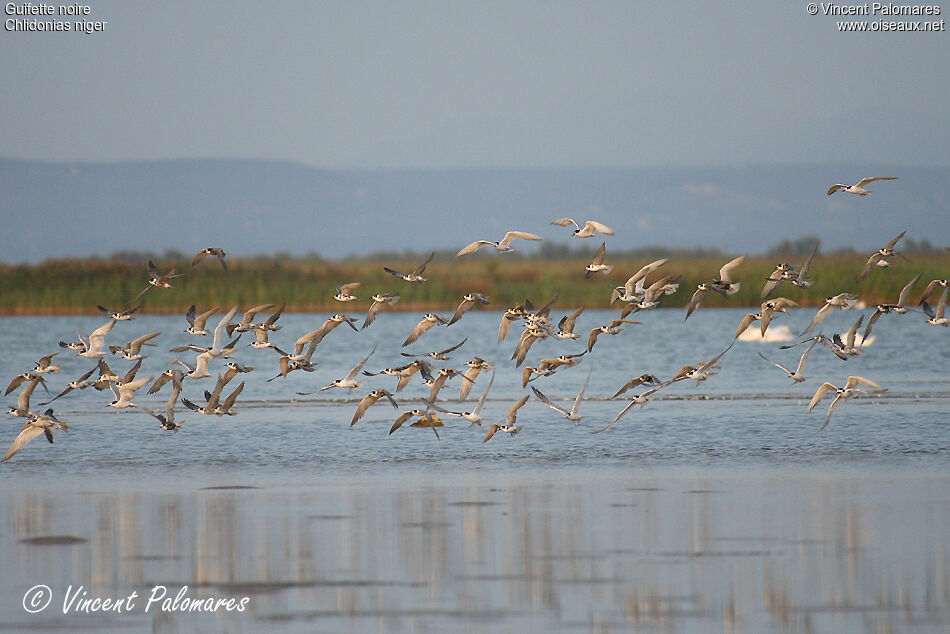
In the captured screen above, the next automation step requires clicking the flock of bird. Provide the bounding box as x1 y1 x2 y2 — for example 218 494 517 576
4 175 948 461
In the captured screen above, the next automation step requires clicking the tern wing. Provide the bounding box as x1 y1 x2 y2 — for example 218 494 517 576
685 287 707 321
586 328 601 353
402 319 435 347
389 411 416 435
593 389 659 434
611 377 645 399
499 231 543 247
456 241 493 257
698 341 733 372
147 372 173 395
4 375 27 396
346 347 377 381
440 338 468 355
734 313 757 339
240 303 276 325
897 273 922 306
937 288 949 319
413 251 435 276
584 220 614 235
212 306 239 352
129 331 162 353
472 370 495 414
863 309 883 342
760 270 783 299
449 299 473 325
530 386 570 416
801 304 833 336
512 332 539 366
483 424 501 442
631 258 669 287
87 319 117 349
719 255 746 283
498 312 516 342
562 307 584 332
220 382 244 411
535 290 560 317
120 359 143 385
882 230 907 250
819 394 845 431
919 279 945 304
590 242 606 265
350 393 379 427
796 339 818 374
845 315 864 348
756 352 792 375
845 375 883 391
570 371 591 416
362 300 387 330
855 176 897 188
858 254 883 281
2 423 47 462
118 376 152 402
506 395 530 425
799 242 819 279
808 382 837 413
827 184 848 195
16 379 41 412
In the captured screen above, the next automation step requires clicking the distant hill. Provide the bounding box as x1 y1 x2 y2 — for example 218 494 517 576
1 158 946 263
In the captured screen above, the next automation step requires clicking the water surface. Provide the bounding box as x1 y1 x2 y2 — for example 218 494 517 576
1 308 947 631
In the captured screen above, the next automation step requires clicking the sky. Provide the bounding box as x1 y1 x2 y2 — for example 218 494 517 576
2 0 949 169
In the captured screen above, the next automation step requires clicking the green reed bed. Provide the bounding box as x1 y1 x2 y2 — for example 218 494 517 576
1 253 947 315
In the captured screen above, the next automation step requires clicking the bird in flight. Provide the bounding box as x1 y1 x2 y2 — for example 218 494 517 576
584 242 613 278
858 231 909 281
383 252 434 283
456 231 542 256
550 218 614 238
808 375 886 430
827 176 897 196
134 259 184 300
192 247 228 269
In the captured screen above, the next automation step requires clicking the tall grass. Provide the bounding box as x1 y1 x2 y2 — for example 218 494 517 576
1 253 947 315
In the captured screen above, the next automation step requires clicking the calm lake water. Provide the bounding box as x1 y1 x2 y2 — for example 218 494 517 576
1 307 948 632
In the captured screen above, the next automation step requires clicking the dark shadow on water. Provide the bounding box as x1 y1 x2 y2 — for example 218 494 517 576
19 535 88 546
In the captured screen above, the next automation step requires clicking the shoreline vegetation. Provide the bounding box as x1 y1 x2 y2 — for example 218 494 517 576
1 247 947 316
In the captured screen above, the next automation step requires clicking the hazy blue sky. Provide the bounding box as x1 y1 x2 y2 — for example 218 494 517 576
2 0 949 169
